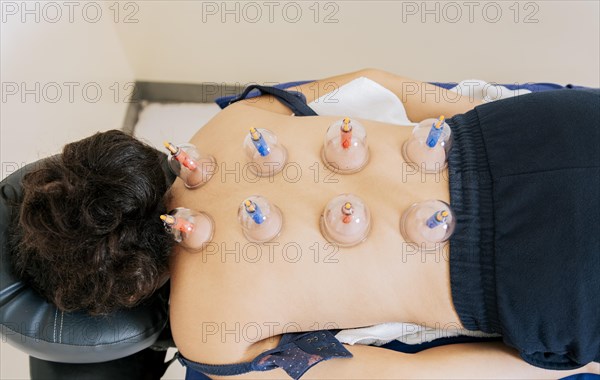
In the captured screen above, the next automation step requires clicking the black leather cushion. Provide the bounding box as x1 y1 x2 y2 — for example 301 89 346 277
0 156 176 363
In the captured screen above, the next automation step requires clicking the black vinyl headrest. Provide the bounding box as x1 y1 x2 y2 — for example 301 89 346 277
0 155 176 363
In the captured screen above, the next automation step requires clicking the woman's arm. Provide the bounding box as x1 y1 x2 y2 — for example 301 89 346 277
239 68 482 121
212 341 599 379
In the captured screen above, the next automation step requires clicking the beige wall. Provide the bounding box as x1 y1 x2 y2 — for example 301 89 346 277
1 5 133 378
1 2 134 179
115 0 599 86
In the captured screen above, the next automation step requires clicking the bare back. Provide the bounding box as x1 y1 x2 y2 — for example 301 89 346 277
168 102 462 364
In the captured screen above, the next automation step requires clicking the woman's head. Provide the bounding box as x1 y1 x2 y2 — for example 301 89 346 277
13 130 173 315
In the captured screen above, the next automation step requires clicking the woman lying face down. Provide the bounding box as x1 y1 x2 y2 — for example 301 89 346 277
10 68 599 379
11 130 173 315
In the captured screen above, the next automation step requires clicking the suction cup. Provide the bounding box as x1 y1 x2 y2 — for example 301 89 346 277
165 142 217 188
238 195 283 242
320 193 371 247
321 117 369 174
243 128 287 177
161 207 215 251
399 199 455 250
401 116 452 173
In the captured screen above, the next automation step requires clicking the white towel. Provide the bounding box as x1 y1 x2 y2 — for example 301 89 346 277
335 322 500 347
307 77 530 127
308 77 415 126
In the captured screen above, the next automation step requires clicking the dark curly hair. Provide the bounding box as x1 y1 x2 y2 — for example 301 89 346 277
11 130 173 315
